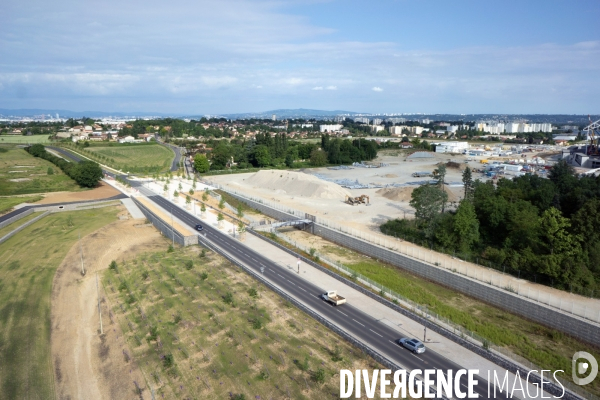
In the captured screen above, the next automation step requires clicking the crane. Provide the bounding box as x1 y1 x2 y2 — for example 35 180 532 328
584 116 600 156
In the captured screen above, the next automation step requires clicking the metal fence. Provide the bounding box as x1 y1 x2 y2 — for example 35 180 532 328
268 229 598 400
205 181 600 325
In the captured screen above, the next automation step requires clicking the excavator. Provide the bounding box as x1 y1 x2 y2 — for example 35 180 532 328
345 194 370 206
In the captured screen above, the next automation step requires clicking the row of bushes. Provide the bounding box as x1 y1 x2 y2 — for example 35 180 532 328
26 144 103 188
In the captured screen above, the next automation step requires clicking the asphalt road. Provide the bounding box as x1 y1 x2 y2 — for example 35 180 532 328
155 140 182 171
22 145 507 398
134 184 508 400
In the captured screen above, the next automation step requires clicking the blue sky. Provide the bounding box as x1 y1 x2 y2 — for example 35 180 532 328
1 0 599 114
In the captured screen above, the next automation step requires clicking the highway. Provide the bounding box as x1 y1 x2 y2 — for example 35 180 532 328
134 184 509 400
38 145 509 398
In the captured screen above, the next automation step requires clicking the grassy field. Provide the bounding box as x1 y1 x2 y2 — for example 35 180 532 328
270 231 600 397
0 206 120 399
0 195 43 214
0 135 53 144
62 143 174 174
0 145 81 195
0 211 45 238
104 246 381 399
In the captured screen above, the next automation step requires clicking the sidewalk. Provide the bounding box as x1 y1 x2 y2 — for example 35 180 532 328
241 233 553 398
140 176 555 398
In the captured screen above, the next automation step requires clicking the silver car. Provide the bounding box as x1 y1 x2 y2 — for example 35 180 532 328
399 338 426 354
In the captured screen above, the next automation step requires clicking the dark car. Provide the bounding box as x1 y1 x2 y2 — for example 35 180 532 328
398 338 426 354
195 224 203 231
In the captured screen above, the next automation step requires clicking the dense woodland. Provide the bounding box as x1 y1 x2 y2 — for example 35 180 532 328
381 161 600 295
192 133 379 171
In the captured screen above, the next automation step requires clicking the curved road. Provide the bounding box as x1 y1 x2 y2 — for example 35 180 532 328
134 184 510 400
26 144 516 399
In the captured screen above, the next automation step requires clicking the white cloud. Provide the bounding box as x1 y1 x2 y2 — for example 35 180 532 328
326 85 337 90
312 86 323 90
372 87 383 92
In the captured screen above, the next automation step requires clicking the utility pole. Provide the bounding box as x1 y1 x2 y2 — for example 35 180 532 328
96 272 103 334
79 232 86 275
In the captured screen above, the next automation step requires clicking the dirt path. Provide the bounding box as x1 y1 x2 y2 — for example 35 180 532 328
36 181 121 204
51 219 166 400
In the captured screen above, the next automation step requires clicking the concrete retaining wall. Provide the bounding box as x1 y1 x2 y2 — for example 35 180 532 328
132 198 198 247
248 229 579 400
227 191 600 347
0 211 51 245
0 208 34 229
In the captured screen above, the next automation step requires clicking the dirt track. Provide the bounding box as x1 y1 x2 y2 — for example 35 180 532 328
51 219 166 399
36 181 121 204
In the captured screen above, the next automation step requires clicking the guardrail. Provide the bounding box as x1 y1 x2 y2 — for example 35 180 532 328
249 229 590 400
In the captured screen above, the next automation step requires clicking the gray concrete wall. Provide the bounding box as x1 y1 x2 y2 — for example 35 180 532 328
0 211 51 245
227 191 600 347
132 198 198 247
0 208 34 229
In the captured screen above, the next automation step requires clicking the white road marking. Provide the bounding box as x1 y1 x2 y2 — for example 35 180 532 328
352 319 365 327
298 287 307 292
338 311 348 316
369 329 383 337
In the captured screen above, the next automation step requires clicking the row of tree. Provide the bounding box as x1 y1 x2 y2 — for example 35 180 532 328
27 144 103 188
192 134 379 171
381 161 600 294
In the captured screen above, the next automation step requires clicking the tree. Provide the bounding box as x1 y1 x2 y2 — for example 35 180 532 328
433 164 447 212
409 184 448 239
186 195 191 205
236 204 244 218
217 213 224 221
200 203 206 212
310 149 327 167
453 200 480 253
173 190 179 198
462 166 473 201
218 198 225 210
163 184 168 192
47 167 54 175
73 161 103 188
252 145 271 167
194 154 210 173
189 188 194 195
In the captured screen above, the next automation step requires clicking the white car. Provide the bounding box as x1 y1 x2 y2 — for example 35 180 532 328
399 338 426 354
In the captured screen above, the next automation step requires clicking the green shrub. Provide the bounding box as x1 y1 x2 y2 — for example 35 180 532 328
313 367 325 384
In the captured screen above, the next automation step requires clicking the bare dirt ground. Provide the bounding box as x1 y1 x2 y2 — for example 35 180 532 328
35 181 121 204
209 153 600 321
51 218 167 400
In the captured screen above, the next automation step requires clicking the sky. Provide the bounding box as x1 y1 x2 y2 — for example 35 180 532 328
1 0 599 115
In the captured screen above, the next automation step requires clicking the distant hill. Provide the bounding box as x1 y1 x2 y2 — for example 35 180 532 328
222 108 360 119
0 108 175 118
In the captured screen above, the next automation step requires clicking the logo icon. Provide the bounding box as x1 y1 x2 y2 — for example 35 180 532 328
572 351 598 386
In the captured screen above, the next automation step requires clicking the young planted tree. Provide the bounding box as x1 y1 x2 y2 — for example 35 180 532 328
218 198 225 210
189 188 194 195
236 204 244 218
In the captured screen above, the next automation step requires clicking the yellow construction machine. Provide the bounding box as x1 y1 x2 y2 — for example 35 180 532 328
345 194 370 205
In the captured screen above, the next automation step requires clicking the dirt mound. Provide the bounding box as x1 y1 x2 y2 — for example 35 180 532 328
376 187 415 202
245 170 351 199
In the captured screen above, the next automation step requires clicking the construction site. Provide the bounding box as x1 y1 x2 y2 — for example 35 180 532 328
208 152 470 232
563 117 600 170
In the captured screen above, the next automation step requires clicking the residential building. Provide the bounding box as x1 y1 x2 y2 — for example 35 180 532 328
320 124 343 132
372 118 383 125
370 125 385 133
